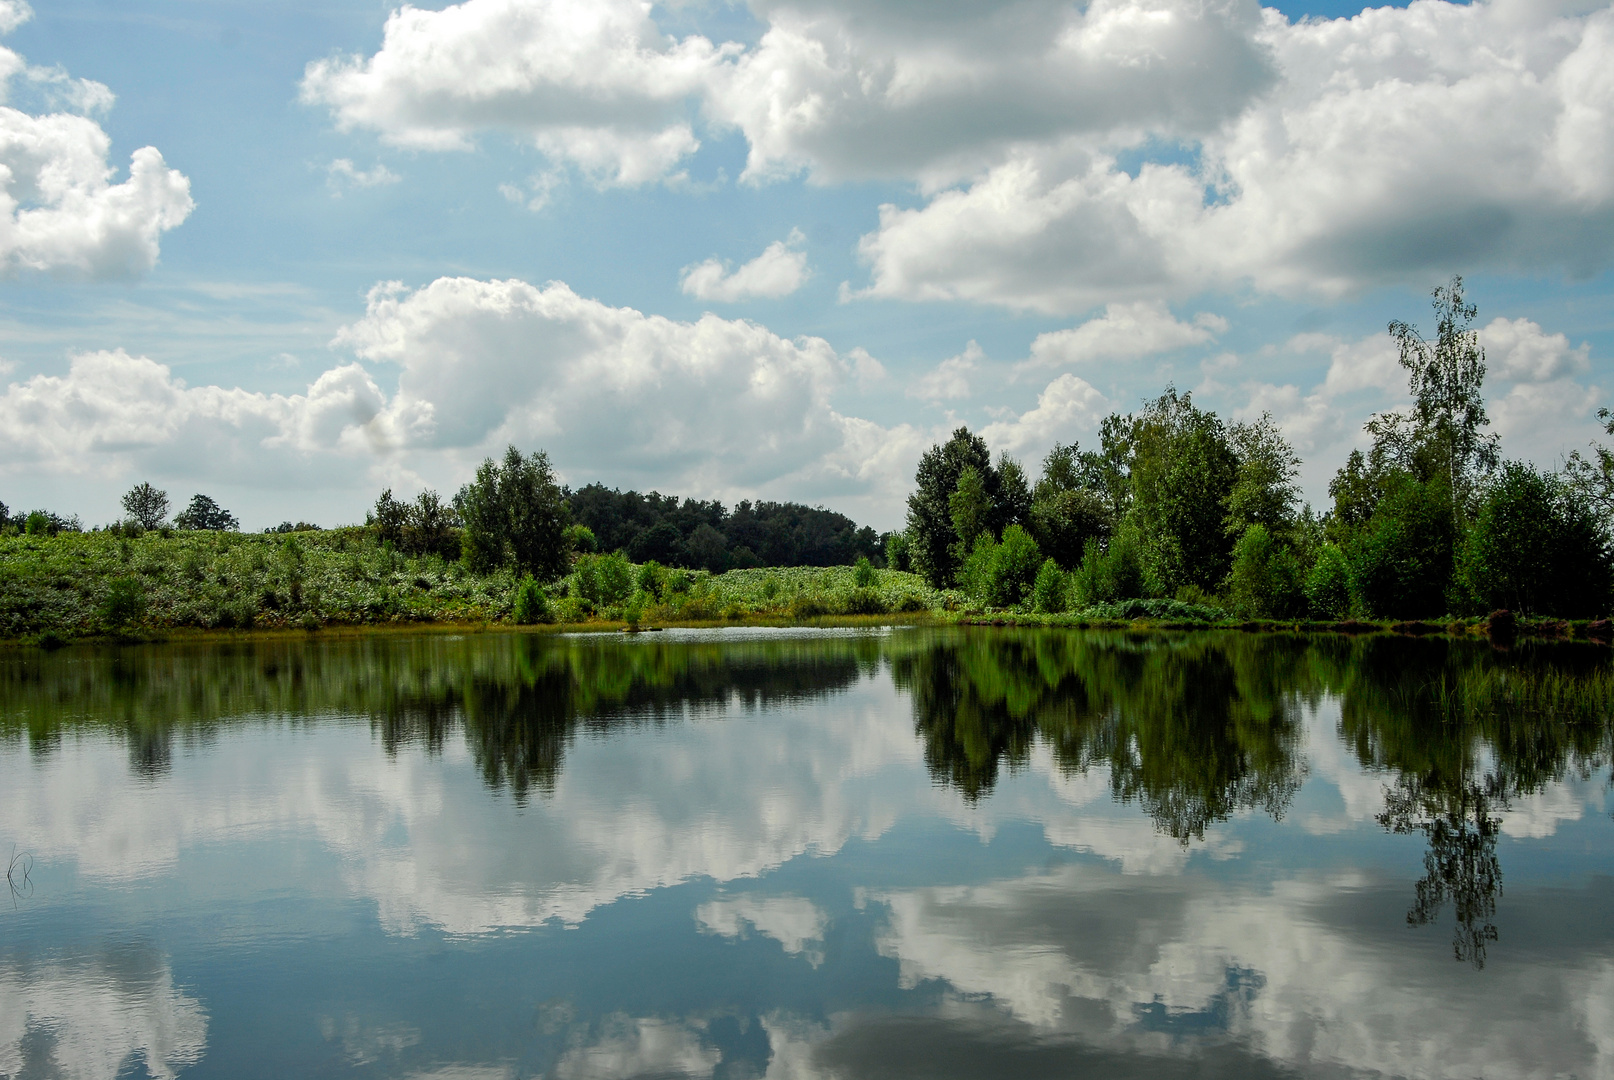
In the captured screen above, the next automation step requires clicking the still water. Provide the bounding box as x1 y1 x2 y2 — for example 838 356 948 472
2 626 1612 1080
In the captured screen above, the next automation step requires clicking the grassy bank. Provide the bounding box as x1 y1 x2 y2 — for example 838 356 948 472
0 529 955 644
3 529 1603 647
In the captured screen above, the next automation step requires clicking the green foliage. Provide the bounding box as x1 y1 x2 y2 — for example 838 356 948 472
959 525 1043 608
174 494 239 532
636 559 666 598
1224 414 1301 536
906 427 997 588
1028 487 1112 571
854 556 877 589
1456 462 1612 617
570 485 882 569
884 530 911 572
24 511 49 536
456 446 571 580
1129 388 1240 593
369 488 458 560
99 576 148 628
1349 474 1457 618
1032 558 1068 614
1305 544 1353 620
566 523 599 555
512 575 554 625
949 465 992 556
1224 524 1303 619
121 482 170 530
573 552 633 607
1071 523 1146 606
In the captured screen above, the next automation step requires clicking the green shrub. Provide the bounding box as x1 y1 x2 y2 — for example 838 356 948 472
1032 558 1068 613
895 593 931 613
1224 524 1304 619
635 559 666 598
99 576 148 628
1072 524 1146 606
885 531 911 572
840 587 890 615
854 556 877 589
1456 462 1612 617
1305 544 1352 619
512 575 553 625
789 593 830 619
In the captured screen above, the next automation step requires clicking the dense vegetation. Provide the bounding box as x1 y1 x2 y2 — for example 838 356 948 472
907 278 1614 622
2 275 1610 639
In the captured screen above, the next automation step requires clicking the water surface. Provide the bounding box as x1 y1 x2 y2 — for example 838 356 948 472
2 627 1612 1079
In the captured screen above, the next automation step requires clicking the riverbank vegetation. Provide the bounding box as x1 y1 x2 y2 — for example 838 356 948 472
3 276 1612 643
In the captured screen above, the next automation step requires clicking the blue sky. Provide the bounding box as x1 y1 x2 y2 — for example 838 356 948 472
1 0 1611 530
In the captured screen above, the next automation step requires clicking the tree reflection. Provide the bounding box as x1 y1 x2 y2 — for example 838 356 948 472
1336 635 1614 967
893 630 1311 840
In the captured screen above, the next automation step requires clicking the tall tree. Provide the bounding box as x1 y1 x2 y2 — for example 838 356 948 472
456 447 572 580
121 482 170 530
1129 388 1240 593
1386 276 1499 523
906 427 997 587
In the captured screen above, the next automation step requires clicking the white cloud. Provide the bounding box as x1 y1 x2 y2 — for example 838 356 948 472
0 21 191 279
980 373 1109 457
850 0 1614 310
710 0 1273 187
680 228 809 301
908 340 981 403
1023 300 1226 370
0 280 927 528
0 2 30 36
300 0 732 185
327 158 400 192
1480 316 1592 382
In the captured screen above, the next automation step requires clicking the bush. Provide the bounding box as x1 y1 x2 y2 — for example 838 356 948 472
854 556 877 589
636 559 666 598
1224 524 1304 619
99 576 148 628
512 575 554 625
567 523 598 555
1072 523 1146 606
573 552 633 606
1305 544 1352 620
885 531 912 572
1456 462 1612 617
1032 558 1068 613
1348 474 1456 618
840 587 890 615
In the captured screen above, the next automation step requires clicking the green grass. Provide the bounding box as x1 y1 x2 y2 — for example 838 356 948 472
0 530 959 642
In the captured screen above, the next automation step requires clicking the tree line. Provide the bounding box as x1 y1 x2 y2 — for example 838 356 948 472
898 277 1613 619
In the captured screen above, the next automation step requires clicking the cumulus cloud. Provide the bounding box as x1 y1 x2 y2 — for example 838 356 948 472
0 279 928 527
1023 300 1226 371
710 0 1274 187
1480 316 1592 382
0 11 191 278
300 0 732 185
908 340 981 403
851 0 1614 310
981 373 1109 457
680 228 809 301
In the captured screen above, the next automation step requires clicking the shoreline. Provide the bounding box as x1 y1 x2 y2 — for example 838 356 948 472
5 610 1604 650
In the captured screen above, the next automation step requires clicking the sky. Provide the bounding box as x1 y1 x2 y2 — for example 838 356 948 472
1 0 1612 531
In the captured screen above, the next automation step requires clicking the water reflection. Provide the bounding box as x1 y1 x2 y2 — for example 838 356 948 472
2 628 1614 1079
893 631 1311 840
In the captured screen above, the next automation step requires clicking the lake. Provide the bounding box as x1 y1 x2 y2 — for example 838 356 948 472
2 626 1612 1080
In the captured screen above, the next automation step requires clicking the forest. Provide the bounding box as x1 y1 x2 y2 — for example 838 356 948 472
2 277 1612 637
